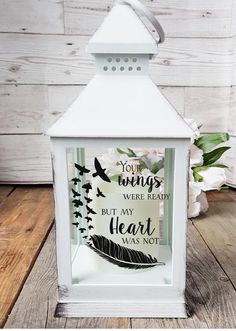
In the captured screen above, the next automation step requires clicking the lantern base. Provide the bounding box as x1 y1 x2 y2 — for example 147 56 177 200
55 301 187 318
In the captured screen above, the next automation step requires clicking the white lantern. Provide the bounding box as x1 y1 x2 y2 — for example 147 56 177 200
48 0 193 318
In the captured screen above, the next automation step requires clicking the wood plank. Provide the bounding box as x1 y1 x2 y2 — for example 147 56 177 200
185 87 231 132
4 227 131 329
231 0 236 35
64 0 233 38
132 220 236 328
0 85 48 134
0 0 64 34
225 136 236 187
206 189 236 202
0 33 233 86
0 135 52 184
0 186 14 204
160 87 185 116
0 186 54 327
193 202 236 289
228 86 236 136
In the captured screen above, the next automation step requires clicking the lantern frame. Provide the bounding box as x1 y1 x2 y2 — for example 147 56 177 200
51 137 189 318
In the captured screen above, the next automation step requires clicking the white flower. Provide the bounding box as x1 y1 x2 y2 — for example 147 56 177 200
198 167 226 191
190 144 203 167
188 176 202 218
99 149 129 176
197 192 209 213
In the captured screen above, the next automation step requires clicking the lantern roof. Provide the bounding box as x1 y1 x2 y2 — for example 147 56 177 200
87 3 158 54
47 75 194 139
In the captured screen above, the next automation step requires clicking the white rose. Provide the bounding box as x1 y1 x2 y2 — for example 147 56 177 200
188 178 202 218
197 192 209 213
190 144 203 167
198 167 226 191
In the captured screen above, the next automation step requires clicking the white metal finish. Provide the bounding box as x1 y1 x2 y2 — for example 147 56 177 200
47 75 193 138
87 4 158 54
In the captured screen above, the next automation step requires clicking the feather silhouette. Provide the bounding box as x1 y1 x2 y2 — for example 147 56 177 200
87 235 165 269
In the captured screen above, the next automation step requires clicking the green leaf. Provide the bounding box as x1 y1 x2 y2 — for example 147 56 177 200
127 148 137 157
116 148 137 158
192 171 203 182
220 184 229 191
117 148 126 154
151 159 165 174
193 164 228 173
195 133 229 152
203 147 230 165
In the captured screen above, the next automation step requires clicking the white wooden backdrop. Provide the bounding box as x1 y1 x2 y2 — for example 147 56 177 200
0 0 235 185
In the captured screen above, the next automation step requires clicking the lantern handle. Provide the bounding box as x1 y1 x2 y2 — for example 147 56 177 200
116 0 165 44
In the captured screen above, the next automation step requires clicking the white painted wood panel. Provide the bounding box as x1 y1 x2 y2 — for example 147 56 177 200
185 87 231 132
231 0 236 35
0 135 52 183
228 86 236 136
0 33 233 86
64 0 233 38
0 85 48 134
0 0 64 34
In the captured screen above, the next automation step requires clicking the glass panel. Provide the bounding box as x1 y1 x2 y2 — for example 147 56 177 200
66 147 175 285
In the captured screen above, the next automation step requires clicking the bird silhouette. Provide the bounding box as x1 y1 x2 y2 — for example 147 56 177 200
72 177 81 185
82 235 88 239
74 163 90 176
72 199 83 208
79 227 86 233
73 211 82 218
72 222 80 228
85 196 93 204
92 157 111 183
85 216 92 222
71 188 81 198
88 225 94 230
96 187 106 198
82 183 92 193
86 205 97 215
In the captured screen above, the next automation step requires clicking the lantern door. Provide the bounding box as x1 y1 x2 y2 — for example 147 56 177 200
52 137 189 317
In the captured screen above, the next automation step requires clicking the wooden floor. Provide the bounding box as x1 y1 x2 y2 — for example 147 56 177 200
1 186 236 328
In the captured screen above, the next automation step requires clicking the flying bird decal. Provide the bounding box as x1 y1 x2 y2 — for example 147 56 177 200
71 177 81 185
82 183 92 193
93 158 111 183
72 199 83 208
72 222 80 228
96 187 106 198
85 196 93 204
72 188 81 198
86 205 97 215
73 211 82 218
74 163 90 176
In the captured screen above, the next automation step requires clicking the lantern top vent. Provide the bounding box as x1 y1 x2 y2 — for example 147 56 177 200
87 2 162 54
